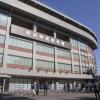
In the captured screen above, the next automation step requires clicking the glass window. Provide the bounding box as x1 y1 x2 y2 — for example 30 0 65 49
80 41 87 51
74 65 80 73
73 53 79 61
36 59 54 69
81 55 88 63
36 43 54 54
0 13 8 26
81 55 85 62
71 38 78 48
9 37 32 49
57 48 71 58
8 55 32 67
57 63 71 71
0 35 5 44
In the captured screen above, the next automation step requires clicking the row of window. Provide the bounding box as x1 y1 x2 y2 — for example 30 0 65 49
36 59 54 69
9 37 33 49
6 55 92 74
9 78 31 90
0 13 8 26
8 55 32 66
57 49 71 58
57 63 72 71
8 37 93 59
36 43 54 54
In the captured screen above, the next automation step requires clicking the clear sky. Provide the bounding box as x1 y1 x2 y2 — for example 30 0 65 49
39 0 100 74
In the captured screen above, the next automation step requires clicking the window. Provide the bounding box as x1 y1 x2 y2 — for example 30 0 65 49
9 78 31 90
36 43 54 54
82 66 89 74
74 65 80 74
81 55 88 63
9 37 32 49
57 48 71 58
57 63 71 71
89 56 94 64
80 41 87 51
73 53 79 61
0 13 8 26
36 59 54 69
71 38 78 48
81 55 85 62
8 55 32 67
0 35 5 44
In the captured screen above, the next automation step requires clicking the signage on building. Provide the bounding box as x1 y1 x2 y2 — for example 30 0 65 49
11 25 71 49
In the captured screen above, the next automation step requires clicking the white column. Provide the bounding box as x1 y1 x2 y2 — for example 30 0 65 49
70 38 74 73
32 24 37 71
54 32 57 72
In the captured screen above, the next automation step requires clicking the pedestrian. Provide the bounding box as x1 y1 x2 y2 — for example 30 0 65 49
67 84 70 93
90 83 93 92
63 84 67 92
75 83 78 92
32 82 36 96
93 82 100 99
85 83 88 92
80 83 84 92
43 81 49 96
36 81 40 96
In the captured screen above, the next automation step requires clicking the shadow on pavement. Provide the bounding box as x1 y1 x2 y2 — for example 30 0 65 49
78 97 97 100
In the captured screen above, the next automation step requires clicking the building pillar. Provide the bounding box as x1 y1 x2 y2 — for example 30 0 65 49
70 38 74 73
54 32 57 72
78 40 82 74
3 16 11 68
87 45 91 69
32 24 37 71
32 42 36 71
71 50 74 73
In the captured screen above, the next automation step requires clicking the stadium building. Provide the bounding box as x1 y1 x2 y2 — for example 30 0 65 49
0 0 97 92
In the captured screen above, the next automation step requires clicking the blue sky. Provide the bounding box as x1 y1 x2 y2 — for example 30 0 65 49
39 0 100 74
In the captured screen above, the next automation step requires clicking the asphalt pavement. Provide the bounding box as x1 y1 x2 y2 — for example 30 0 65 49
0 92 98 100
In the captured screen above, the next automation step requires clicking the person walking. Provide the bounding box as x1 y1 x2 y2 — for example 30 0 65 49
67 84 70 93
36 81 40 96
43 81 49 96
93 82 100 99
32 82 36 96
